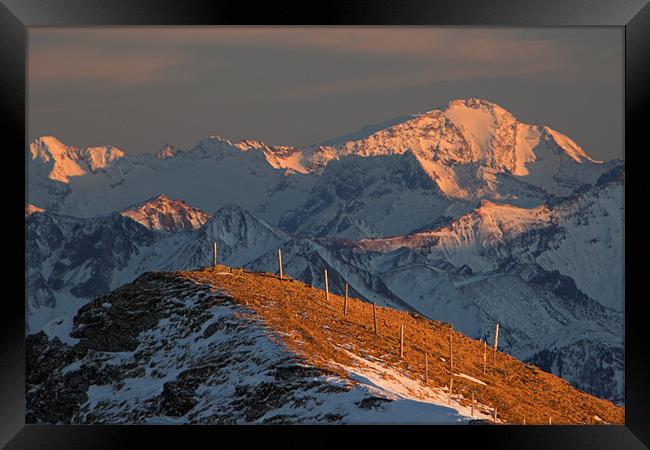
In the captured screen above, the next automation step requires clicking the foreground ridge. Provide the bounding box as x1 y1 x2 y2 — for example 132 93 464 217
184 267 623 425
26 267 623 424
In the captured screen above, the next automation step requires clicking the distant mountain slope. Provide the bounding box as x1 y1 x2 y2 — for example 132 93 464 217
120 195 211 232
356 166 624 312
163 204 290 269
25 203 287 335
279 151 458 238
26 269 623 424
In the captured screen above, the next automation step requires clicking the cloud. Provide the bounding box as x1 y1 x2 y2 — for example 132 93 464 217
27 27 616 97
267 59 570 100
29 47 189 85
32 27 568 60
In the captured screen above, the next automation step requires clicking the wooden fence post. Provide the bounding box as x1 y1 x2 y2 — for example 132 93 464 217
372 301 378 336
213 240 217 268
324 269 329 302
483 341 487 374
400 324 404 358
549 416 552 425
448 377 453 405
523 418 526 425
278 249 283 279
344 283 348 316
493 406 498 422
449 332 454 373
424 353 429 383
471 392 475 417
493 322 499 365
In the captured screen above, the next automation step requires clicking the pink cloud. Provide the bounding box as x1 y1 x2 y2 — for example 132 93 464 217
27 27 585 90
28 47 188 85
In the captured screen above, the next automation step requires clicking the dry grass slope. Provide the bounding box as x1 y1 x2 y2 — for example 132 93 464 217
179 266 624 425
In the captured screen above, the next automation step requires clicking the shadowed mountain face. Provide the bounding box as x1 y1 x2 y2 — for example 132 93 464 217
26 99 624 405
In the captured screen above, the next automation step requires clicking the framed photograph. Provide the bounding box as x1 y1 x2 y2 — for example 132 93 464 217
3 0 648 448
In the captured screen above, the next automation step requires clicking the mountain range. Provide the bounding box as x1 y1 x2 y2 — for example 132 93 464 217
25 98 624 404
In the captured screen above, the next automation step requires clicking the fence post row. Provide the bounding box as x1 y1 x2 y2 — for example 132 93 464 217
278 249 283 279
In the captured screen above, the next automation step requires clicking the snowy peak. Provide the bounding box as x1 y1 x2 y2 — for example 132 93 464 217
25 203 45 217
441 98 595 173
162 204 290 269
29 136 87 183
29 136 125 183
541 127 594 163
155 144 182 159
203 204 288 242
77 145 125 172
234 140 308 174
27 99 618 225
357 197 550 254
289 98 605 197
120 195 211 232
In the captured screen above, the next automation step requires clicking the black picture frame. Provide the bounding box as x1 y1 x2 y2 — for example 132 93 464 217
3 0 648 448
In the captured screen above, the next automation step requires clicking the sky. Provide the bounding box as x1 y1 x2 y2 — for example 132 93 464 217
28 27 623 161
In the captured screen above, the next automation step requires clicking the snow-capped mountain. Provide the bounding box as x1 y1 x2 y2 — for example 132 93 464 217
29 135 125 184
25 204 45 217
25 203 288 334
233 139 311 174
25 98 624 405
297 98 618 195
27 99 619 239
355 165 624 312
279 151 457 238
27 135 315 225
162 204 289 269
26 209 159 333
120 195 211 232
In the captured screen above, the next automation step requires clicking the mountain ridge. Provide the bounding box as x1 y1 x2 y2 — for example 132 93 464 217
25 268 624 424
28 98 619 225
